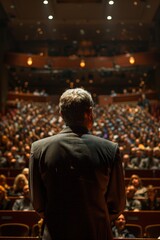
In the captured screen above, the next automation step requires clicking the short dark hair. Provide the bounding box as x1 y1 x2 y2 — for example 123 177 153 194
59 88 94 126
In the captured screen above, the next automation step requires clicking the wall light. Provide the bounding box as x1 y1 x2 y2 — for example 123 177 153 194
129 56 135 64
80 59 85 68
27 57 33 66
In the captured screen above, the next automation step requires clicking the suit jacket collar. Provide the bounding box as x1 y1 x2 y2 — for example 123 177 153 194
60 125 89 135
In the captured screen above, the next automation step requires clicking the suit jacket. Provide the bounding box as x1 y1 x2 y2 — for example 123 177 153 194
29 126 125 240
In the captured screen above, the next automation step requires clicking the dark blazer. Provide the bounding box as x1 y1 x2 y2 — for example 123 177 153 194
29 126 125 240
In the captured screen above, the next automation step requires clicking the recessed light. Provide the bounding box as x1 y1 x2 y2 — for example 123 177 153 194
80 29 85 35
43 0 48 4
48 15 53 20
109 1 114 5
10 4 15 9
107 16 112 20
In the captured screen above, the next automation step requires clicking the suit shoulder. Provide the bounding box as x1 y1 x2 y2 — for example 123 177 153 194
31 134 61 151
88 134 118 148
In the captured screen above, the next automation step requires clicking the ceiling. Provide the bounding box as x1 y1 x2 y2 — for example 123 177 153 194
0 0 160 94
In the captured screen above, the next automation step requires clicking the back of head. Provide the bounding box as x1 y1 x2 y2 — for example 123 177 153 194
59 88 94 126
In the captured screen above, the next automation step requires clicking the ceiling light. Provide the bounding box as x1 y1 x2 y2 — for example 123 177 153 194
133 1 138 5
43 0 48 4
80 29 85 35
48 15 53 20
10 4 15 9
109 1 114 5
107 16 112 20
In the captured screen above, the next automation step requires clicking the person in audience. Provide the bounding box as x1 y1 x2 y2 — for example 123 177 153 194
125 185 142 211
0 185 12 210
138 93 151 112
153 146 160 159
142 185 160 210
21 167 29 180
10 173 28 196
12 184 33 210
131 149 144 168
29 88 125 240
0 174 11 195
128 174 147 199
139 147 160 169
112 213 135 238
122 154 134 171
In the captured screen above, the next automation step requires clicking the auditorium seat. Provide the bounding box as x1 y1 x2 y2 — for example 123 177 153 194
0 210 41 228
145 224 160 238
0 223 30 236
126 224 143 238
31 218 44 237
123 210 160 236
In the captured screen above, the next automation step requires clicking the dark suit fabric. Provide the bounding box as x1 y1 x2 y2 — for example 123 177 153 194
29 126 125 240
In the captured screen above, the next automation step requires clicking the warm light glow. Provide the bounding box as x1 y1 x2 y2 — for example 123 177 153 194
109 1 114 5
43 0 48 4
27 57 33 66
129 56 135 64
48 15 53 20
80 59 85 68
107 16 112 20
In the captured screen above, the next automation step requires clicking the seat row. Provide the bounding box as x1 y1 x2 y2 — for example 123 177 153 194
0 210 160 237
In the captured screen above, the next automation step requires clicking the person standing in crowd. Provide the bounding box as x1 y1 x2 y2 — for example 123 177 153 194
29 88 125 240
112 213 135 238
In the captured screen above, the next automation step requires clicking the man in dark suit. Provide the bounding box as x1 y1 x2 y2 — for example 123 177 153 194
29 88 125 240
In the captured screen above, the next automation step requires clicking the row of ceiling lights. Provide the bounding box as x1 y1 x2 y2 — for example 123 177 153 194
42 0 115 21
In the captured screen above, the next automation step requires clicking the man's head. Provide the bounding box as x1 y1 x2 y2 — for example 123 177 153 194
126 185 136 199
114 214 126 232
23 184 30 199
59 88 94 129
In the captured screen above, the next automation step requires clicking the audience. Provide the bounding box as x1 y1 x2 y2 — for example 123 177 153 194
12 184 33 211
131 149 144 168
0 99 160 224
125 185 142 211
21 167 29 180
112 213 135 238
10 173 28 196
0 101 159 171
141 185 160 210
128 174 147 199
0 185 12 210
0 174 11 195
122 154 134 171
139 147 160 169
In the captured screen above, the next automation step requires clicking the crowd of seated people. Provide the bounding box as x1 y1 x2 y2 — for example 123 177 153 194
0 101 159 170
0 101 160 211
